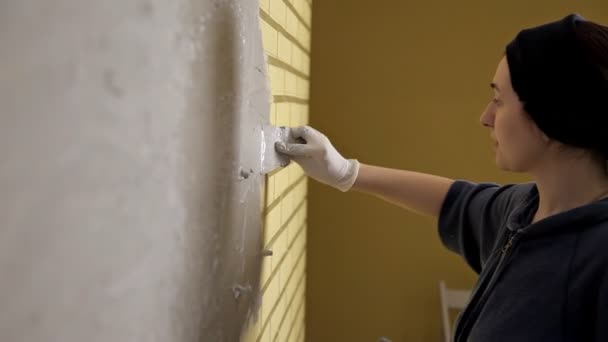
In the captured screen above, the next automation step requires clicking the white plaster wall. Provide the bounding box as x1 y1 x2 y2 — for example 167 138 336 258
0 0 268 341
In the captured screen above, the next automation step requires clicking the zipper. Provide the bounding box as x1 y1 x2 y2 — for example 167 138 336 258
501 232 516 254
454 230 519 341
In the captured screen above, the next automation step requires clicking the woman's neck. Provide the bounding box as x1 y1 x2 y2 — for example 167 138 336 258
531 156 608 223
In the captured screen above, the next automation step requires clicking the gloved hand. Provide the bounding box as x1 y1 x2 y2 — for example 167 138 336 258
275 126 360 192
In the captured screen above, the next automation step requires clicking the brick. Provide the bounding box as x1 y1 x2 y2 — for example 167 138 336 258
261 20 278 56
269 0 286 28
301 1 311 27
296 78 309 99
285 71 297 96
285 8 299 37
292 46 303 73
260 0 270 13
263 204 281 245
294 0 305 17
265 174 275 205
270 104 278 125
274 167 288 201
269 65 284 95
276 103 291 126
278 33 292 64
301 53 310 75
261 253 272 287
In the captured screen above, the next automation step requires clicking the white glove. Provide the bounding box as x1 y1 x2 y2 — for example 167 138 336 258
275 126 360 192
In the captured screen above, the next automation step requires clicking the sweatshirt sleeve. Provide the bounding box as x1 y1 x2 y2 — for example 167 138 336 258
438 180 523 273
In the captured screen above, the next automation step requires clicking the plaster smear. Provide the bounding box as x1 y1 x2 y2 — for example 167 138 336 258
0 0 270 341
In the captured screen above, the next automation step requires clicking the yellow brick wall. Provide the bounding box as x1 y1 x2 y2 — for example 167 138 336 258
241 0 311 341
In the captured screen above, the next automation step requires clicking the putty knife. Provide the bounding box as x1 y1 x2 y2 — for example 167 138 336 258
260 125 304 174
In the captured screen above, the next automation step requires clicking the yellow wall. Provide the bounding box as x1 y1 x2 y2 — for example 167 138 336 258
307 1 608 342
241 0 312 341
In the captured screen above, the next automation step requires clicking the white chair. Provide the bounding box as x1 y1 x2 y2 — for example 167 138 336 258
439 280 472 342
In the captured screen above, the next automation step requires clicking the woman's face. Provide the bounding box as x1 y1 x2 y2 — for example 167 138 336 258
480 57 548 172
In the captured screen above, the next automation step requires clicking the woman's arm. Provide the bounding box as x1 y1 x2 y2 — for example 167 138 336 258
352 163 454 218
275 126 454 218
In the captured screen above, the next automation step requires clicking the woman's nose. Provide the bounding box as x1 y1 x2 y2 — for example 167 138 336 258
480 103 494 128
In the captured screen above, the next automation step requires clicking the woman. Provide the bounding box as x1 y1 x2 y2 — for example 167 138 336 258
276 14 608 341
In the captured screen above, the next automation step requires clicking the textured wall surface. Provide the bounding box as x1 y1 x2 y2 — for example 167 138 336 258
0 0 272 341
